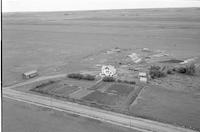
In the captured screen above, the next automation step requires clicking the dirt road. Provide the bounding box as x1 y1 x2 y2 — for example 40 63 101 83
4 74 67 88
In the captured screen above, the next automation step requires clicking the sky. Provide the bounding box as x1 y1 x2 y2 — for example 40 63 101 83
2 0 200 12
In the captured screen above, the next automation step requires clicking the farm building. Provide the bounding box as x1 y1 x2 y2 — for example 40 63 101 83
23 70 38 79
139 72 147 77
138 72 148 83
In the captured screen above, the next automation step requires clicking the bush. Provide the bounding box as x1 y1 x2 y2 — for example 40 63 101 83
67 73 95 80
83 74 96 80
117 79 122 83
167 69 173 74
35 80 56 89
102 76 116 82
186 64 196 75
125 80 136 84
149 65 166 79
176 64 196 75
67 73 84 79
150 65 161 71
176 67 186 73
117 79 136 84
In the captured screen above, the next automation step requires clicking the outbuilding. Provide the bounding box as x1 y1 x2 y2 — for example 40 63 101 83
139 72 147 77
23 70 38 79
138 72 148 83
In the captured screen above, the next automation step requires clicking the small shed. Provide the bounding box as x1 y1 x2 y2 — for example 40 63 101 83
140 77 147 83
23 70 38 79
138 72 148 83
139 72 147 77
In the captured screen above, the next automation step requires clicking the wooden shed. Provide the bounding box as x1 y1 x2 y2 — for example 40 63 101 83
23 70 38 79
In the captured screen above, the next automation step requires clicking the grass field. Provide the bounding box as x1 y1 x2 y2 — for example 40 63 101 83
3 98 138 132
3 8 200 86
130 84 200 131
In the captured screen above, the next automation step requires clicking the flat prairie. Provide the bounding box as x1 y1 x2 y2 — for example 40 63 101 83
2 8 200 86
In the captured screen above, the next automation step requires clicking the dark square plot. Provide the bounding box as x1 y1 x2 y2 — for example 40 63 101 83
31 81 80 97
83 91 119 106
106 83 135 96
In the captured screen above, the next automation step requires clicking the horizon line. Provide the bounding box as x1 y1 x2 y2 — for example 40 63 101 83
2 6 200 13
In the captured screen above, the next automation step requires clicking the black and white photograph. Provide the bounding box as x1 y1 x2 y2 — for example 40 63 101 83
1 0 200 132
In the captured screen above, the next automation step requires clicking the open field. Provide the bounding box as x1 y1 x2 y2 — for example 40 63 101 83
2 8 200 86
130 85 200 131
3 98 139 132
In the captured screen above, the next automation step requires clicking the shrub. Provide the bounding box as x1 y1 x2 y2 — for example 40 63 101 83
128 81 136 84
67 73 84 79
117 79 136 84
186 64 196 75
83 74 96 80
167 69 173 74
150 65 161 71
172 68 176 72
117 79 122 83
176 67 186 73
149 65 166 79
67 73 95 80
123 80 136 84
102 76 116 82
176 64 196 75
34 80 56 89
